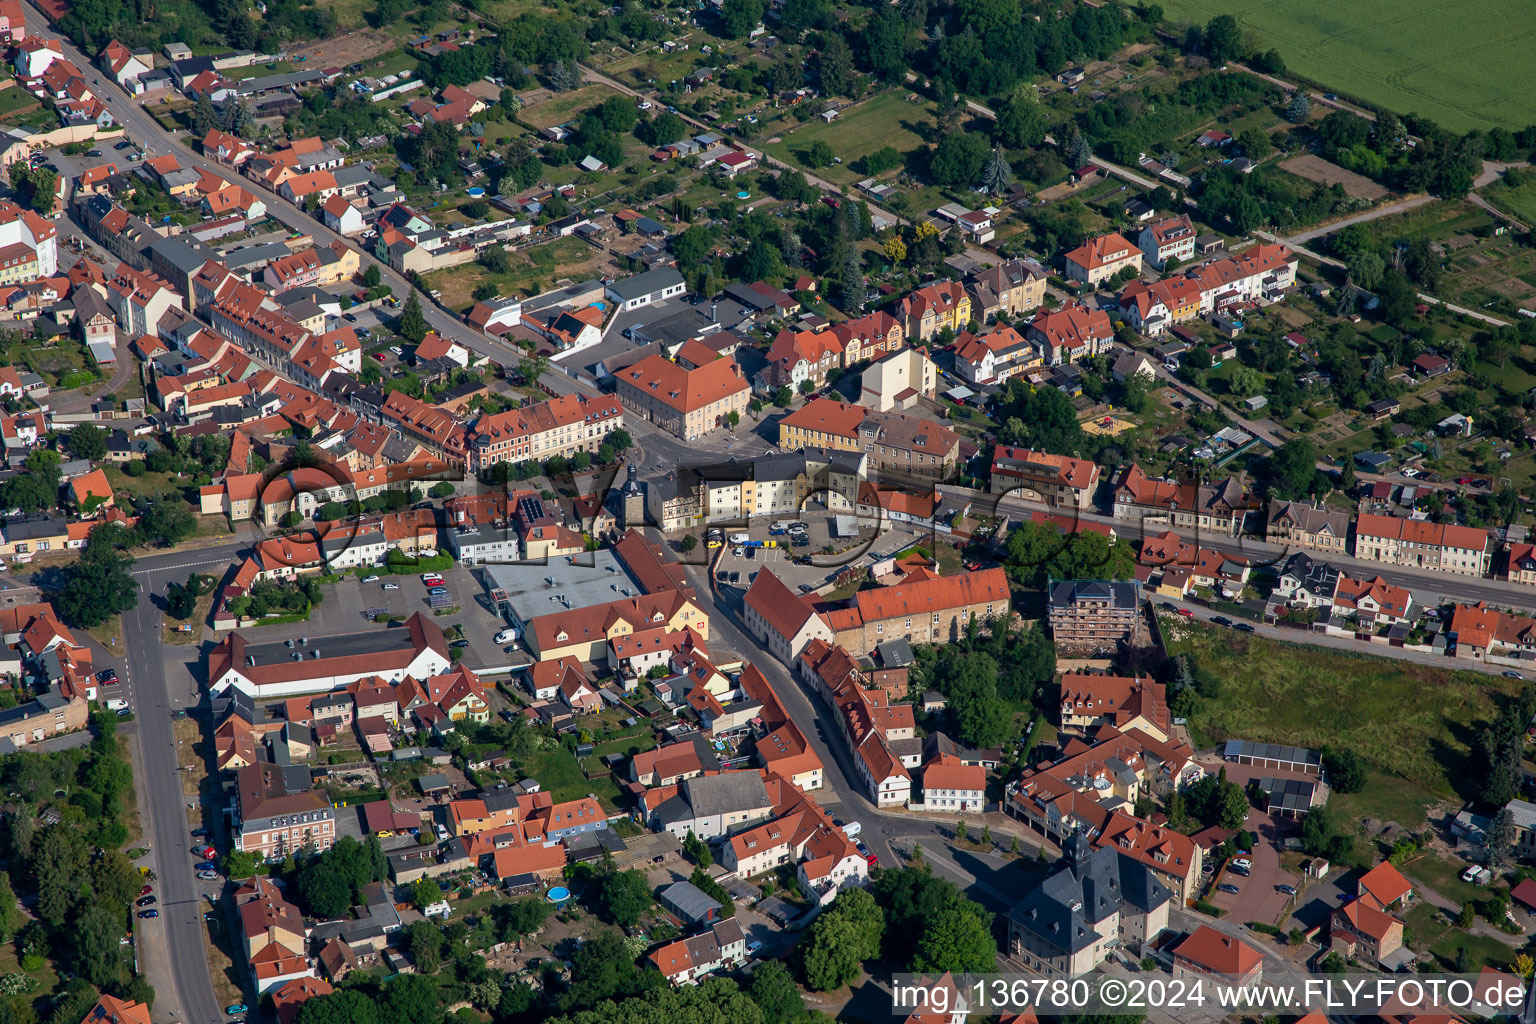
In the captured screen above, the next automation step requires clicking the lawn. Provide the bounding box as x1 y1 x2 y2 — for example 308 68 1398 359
1154 0 1534 131
759 90 938 187
423 236 602 311
1164 620 1523 812
0 85 40 120
522 746 622 808
520 83 627 130
1485 177 1536 226
1403 902 1516 970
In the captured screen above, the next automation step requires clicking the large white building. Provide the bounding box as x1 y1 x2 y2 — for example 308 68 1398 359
0 200 58 284
207 613 451 698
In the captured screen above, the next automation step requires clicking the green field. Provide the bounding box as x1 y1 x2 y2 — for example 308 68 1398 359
1164 619 1521 818
1486 178 1536 225
1155 0 1536 131
761 91 938 186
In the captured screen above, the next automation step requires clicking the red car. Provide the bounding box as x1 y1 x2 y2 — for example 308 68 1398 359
1457 476 1473 485
865 853 879 866
963 560 982 571
195 845 215 859
371 351 387 361
139 885 152 896
1176 608 1195 617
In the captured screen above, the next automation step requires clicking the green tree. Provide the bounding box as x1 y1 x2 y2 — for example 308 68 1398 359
1203 13 1243 63
66 424 107 462
1487 808 1516 866
399 292 429 343
913 903 996 974
411 875 438 911
800 911 862 990
802 139 835 169
1286 92 1311 123
363 264 382 288
995 94 1046 149
403 917 446 972
597 866 653 928
57 540 137 628
818 31 855 96
295 990 380 1024
749 961 805 1024
980 147 1014 194
224 849 260 878
1321 747 1366 793
717 0 765 37
138 500 197 547
0 872 18 945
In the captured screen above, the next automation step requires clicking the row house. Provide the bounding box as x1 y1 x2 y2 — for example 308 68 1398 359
1058 672 1170 735
1111 463 1260 536
777 397 960 479
965 256 1049 322
828 310 904 365
800 639 916 807
106 264 182 340
1025 303 1113 365
1116 276 1201 337
1140 531 1250 599
463 393 623 474
647 918 747 986
718 772 867 905
1352 513 1489 577
1186 244 1299 314
988 446 1099 509
819 566 1012 654
898 280 970 341
953 324 1039 386
1265 500 1350 555
758 325 841 390
612 354 750 442
1137 214 1196 270
1006 754 1204 902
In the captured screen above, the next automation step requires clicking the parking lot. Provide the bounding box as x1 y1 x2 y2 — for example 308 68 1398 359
1201 807 1301 927
238 564 518 675
706 510 935 595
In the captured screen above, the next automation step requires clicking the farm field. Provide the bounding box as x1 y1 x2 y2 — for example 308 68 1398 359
1154 0 1536 132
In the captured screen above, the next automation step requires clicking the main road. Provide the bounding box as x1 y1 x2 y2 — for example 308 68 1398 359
110 539 249 1024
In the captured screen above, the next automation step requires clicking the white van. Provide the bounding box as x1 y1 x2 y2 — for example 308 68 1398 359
104 699 129 711
494 628 519 644
729 533 750 544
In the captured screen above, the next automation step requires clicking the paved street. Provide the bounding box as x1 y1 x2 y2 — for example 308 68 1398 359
119 542 247 1024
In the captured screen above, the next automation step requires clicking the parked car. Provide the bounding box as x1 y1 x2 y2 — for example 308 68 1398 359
97 669 118 684
362 574 380 583
371 351 386 361
1216 884 1240 895
1176 608 1195 617
137 896 156 907
225 1006 248 1016
104 698 128 711
114 140 132 150
137 909 159 919
139 885 153 896
1234 622 1255 633
383 582 399 590
1159 602 1178 612
1211 615 1232 627
449 638 469 649
493 629 519 644
1505 670 1525 679
1276 884 1297 895
428 586 448 596
197 871 218 880
196 861 217 871
421 573 444 585
499 710 516 723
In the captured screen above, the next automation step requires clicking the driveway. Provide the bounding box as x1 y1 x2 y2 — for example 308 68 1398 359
1203 808 1297 927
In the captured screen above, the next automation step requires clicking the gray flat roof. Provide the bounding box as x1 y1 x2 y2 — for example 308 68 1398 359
483 550 645 624
242 626 422 670
1222 739 1321 767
